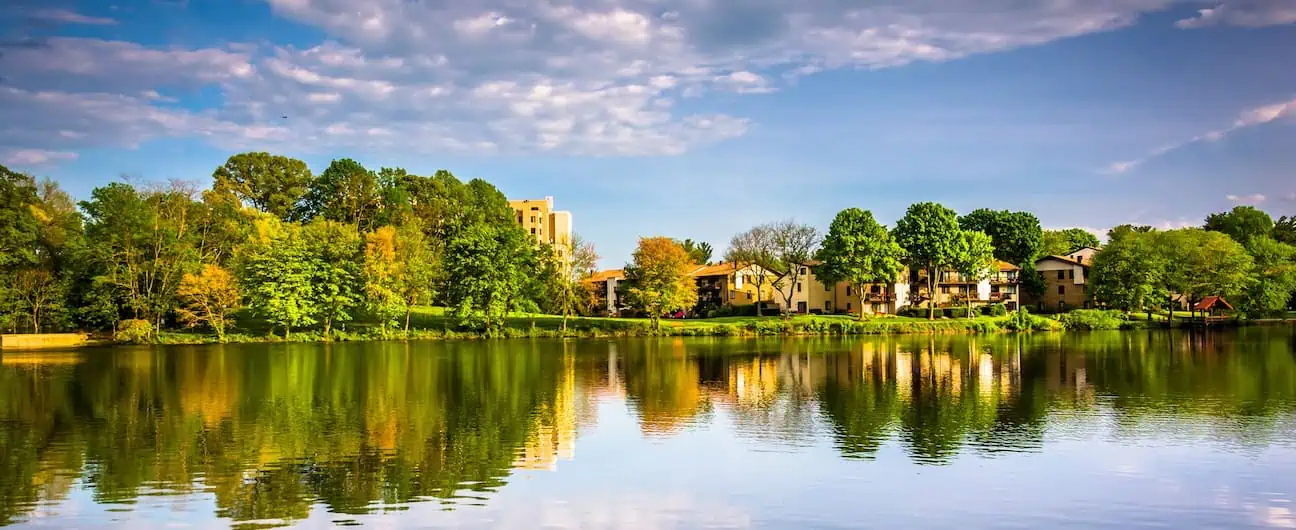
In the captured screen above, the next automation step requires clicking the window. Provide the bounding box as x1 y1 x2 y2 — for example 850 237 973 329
940 286 950 294
1068 270 1074 280
800 267 807 275
797 282 802 293
530 228 536 235
846 286 852 296
1058 286 1066 295
846 303 852 311
871 285 880 293
747 292 752 300
824 301 832 311
1057 270 1065 280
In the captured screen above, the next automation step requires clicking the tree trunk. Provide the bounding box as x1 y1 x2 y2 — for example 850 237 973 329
755 278 763 317
405 309 411 334
967 295 973 320
285 324 291 340
562 313 568 334
31 307 39 334
927 267 936 320
856 284 865 321
324 317 332 340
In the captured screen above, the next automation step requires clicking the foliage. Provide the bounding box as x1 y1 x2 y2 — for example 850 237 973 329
983 303 1009 317
1003 307 1059 332
1205 205 1273 244
624 237 698 329
1041 228 1099 256
176 264 241 342
1159 228 1254 305
1090 225 1166 313
363 226 406 335
236 216 317 336
894 202 961 319
442 180 533 332
114 319 154 344
725 225 779 316
304 219 363 337
958 209 1043 265
1240 236 1296 318
1056 309 1126 330
543 234 600 331
813 208 904 320
299 158 381 230
1274 216 1296 245
211 152 311 221
10 268 63 333
951 230 995 318
678 239 713 265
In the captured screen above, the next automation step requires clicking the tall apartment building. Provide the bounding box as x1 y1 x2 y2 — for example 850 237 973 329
509 196 573 249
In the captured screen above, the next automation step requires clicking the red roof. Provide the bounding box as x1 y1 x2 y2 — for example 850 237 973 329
1193 296 1233 312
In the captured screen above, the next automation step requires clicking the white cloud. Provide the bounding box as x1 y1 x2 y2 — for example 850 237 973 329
1175 1 1296 28
28 9 117 26
0 149 79 166
8 0 1289 160
1105 96 1296 174
1226 193 1267 205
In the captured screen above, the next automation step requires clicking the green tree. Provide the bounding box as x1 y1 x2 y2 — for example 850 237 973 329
813 208 904 320
175 264 241 342
724 225 777 316
678 239 713 265
769 220 821 318
1240 236 1296 317
544 234 599 332
1205 205 1274 244
303 220 363 338
394 221 439 333
237 216 317 337
211 152 311 221
1090 226 1166 316
1159 228 1254 311
441 179 533 332
894 202 962 320
624 237 699 330
1274 216 1296 245
958 209 1042 266
951 230 996 319
299 159 380 231
1041 228 1100 256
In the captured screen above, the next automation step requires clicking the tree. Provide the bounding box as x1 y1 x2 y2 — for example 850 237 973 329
362 226 405 336
176 264 241 342
624 237 698 330
813 208 904 320
1159 229 1254 314
958 209 1043 266
678 239 713 265
1089 226 1166 316
211 152 311 221
1205 206 1274 244
237 216 317 338
545 234 599 332
1041 228 1100 256
442 179 533 332
303 220 363 338
1274 216 1296 245
894 202 962 319
1240 236 1296 318
724 225 777 316
394 222 438 333
951 230 995 319
11 268 61 333
769 220 820 318
299 158 380 231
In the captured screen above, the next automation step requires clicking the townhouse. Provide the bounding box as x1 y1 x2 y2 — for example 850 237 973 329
1030 247 1097 311
778 261 910 316
690 262 782 315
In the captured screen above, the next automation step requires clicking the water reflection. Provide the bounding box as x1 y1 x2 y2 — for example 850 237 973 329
1 328 1294 527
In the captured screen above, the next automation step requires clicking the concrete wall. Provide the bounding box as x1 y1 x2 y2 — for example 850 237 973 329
1 333 90 351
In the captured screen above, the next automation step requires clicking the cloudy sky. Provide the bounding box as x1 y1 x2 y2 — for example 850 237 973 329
1 0 1294 265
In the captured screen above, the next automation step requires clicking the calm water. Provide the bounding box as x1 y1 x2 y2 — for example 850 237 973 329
2 329 1296 529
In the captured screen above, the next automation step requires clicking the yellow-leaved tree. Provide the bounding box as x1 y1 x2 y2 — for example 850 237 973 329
176 264 241 342
625 237 698 331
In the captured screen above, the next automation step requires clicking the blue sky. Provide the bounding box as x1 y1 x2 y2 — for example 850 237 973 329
1 0 1294 266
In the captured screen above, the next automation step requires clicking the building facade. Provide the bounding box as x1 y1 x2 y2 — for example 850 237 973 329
1032 249 1095 311
778 261 910 316
509 197 573 250
691 263 781 314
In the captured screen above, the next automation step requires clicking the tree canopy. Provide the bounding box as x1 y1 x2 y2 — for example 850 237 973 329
814 208 904 320
894 202 961 319
958 209 1043 266
625 237 698 329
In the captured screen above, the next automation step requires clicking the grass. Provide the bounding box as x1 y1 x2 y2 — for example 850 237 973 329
147 306 1037 345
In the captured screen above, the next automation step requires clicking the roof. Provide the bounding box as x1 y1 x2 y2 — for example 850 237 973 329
587 269 625 282
689 262 739 277
1037 255 1091 268
996 260 1020 272
1193 296 1233 311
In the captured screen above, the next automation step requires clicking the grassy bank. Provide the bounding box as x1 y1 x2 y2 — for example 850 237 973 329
134 308 1293 345
148 306 1075 345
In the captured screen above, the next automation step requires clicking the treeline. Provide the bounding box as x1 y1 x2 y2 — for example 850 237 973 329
0 153 596 340
1091 207 1296 318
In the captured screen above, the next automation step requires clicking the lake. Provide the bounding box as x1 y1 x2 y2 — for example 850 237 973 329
2 328 1295 529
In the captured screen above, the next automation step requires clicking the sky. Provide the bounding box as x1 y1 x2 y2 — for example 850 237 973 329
1 0 1294 267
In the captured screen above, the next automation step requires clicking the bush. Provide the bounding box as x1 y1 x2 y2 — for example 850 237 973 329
983 303 1009 317
1056 309 1126 330
1003 308 1060 332
898 306 928 318
946 307 971 319
115 319 154 344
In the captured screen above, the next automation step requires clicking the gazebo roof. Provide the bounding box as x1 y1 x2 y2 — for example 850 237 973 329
1192 296 1233 312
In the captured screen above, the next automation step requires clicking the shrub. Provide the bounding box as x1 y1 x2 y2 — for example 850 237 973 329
1056 309 1126 331
947 307 971 319
713 324 736 336
983 303 1009 317
1003 308 1059 332
898 306 929 318
115 319 154 344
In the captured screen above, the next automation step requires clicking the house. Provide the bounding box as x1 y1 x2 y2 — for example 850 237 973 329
989 261 1021 310
586 269 626 316
689 262 782 314
903 261 1017 311
1032 251 1094 311
778 261 910 315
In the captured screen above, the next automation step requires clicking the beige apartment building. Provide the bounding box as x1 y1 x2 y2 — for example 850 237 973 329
510 197 573 249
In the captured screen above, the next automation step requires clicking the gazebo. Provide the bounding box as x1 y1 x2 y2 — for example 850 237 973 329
1191 296 1234 325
